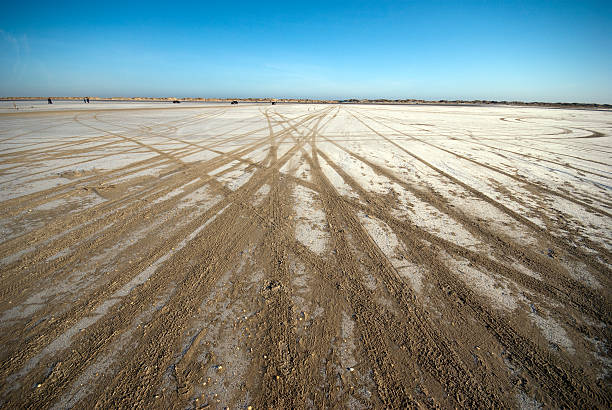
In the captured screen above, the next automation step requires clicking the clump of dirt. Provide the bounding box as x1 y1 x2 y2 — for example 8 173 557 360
58 168 99 179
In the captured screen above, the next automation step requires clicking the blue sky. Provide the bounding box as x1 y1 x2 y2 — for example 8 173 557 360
1 1 611 102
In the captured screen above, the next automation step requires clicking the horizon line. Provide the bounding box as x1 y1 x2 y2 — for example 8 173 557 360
2 96 611 107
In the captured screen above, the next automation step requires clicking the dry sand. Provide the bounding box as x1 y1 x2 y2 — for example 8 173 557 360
0 102 610 408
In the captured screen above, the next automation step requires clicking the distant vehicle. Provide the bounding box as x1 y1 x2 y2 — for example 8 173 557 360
271 101 276 105
173 100 181 104
231 100 238 105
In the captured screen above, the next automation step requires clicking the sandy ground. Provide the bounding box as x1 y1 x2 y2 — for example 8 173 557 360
0 102 610 408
